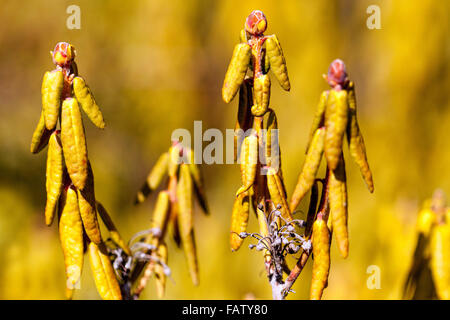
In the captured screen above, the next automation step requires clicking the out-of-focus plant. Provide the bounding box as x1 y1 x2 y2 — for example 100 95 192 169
130 141 209 299
30 42 123 300
222 11 374 300
403 189 450 300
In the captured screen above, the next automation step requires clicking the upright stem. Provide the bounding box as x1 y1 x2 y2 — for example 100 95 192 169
248 35 266 79
271 276 284 300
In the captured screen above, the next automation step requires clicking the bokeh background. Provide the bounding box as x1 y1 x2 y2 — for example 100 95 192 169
0 0 449 299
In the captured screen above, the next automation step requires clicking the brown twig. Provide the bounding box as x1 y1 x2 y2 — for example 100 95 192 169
280 169 330 298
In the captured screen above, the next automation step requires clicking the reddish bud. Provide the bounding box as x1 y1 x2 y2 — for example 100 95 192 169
245 10 267 36
326 59 348 88
51 42 76 67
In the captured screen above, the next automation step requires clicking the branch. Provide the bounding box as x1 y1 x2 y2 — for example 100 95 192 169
280 169 330 298
281 250 310 298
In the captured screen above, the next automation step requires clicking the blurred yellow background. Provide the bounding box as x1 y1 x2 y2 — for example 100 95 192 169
0 0 449 299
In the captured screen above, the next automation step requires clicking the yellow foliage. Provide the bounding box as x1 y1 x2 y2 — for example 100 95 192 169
0 0 448 299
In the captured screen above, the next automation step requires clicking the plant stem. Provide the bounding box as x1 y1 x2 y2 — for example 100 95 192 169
270 275 285 300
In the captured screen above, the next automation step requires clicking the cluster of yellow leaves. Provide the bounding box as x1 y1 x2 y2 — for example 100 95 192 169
223 13 375 300
30 42 123 300
222 12 291 253
291 64 374 260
